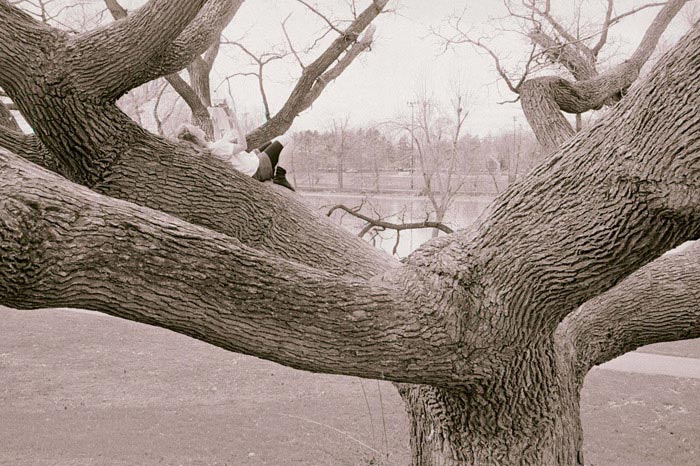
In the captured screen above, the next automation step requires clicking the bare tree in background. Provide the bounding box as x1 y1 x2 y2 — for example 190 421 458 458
2 2 700 465
397 88 471 236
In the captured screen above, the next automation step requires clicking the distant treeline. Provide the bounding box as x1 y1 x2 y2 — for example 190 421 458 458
289 126 541 177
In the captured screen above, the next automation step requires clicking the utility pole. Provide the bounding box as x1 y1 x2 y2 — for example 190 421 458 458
408 100 417 191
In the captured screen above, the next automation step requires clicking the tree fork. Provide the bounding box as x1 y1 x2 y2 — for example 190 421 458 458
519 0 688 152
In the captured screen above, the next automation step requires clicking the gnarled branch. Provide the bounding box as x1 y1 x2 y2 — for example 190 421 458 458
69 0 208 100
0 148 466 387
521 0 688 151
327 203 454 236
557 242 700 381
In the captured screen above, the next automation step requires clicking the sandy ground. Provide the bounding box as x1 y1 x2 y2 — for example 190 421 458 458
1 306 699 466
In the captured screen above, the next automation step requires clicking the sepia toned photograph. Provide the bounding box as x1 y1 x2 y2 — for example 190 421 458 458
1 0 699 465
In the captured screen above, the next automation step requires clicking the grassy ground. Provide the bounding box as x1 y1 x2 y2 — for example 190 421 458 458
1 307 698 466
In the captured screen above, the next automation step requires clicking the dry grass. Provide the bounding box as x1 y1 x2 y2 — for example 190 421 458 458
1 307 698 466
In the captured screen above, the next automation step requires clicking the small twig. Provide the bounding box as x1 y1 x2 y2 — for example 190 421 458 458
295 0 344 35
282 13 306 69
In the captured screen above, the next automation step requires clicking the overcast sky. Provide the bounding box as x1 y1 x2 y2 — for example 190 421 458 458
203 0 696 137
14 0 698 137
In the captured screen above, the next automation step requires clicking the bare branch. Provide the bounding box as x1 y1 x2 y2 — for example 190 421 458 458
295 0 344 35
327 204 454 236
609 2 669 27
245 0 389 147
222 40 289 121
298 25 376 111
433 11 525 94
282 13 306 69
591 0 615 56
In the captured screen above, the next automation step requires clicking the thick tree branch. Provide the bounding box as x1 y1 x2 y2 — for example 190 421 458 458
0 2 59 87
153 0 242 86
0 149 468 387
166 72 214 136
68 0 208 100
557 242 700 381
103 0 216 139
245 0 388 147
0 125 63 172
408 22 700 333
0 125 37 157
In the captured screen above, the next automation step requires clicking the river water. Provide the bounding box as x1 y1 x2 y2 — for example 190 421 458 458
300 192 495 258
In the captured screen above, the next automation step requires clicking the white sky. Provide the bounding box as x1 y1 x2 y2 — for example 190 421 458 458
207 0 696 136
13 0 699 136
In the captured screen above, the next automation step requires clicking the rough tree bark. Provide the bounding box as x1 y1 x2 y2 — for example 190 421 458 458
1 1 700 465
105 0 234 139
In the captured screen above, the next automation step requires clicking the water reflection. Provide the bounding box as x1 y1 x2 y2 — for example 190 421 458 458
300 192 494 258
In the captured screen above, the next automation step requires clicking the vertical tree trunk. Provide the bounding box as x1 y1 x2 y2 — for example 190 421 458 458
187 58 215 139
398 344 584 466
337 150 344 190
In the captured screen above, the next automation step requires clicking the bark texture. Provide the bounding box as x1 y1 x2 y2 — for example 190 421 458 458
105 0 232 140
558 241 700 381
2 2 700 465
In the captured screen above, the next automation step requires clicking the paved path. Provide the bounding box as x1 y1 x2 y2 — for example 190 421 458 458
599 352 700 379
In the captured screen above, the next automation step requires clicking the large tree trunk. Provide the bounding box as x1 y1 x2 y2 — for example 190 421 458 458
398 340 585 466
2 3 700 465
